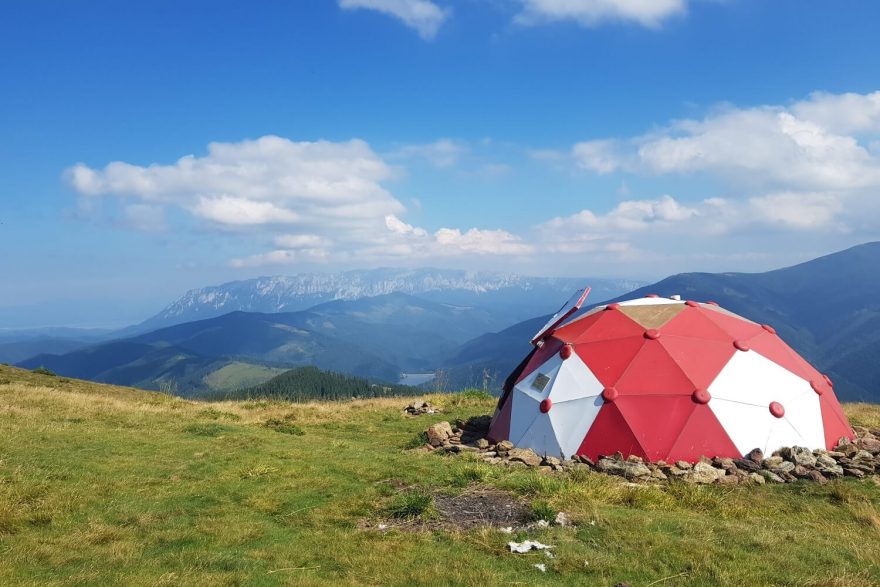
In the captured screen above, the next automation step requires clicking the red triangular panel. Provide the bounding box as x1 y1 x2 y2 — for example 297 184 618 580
615 340 694 395
819 395 854 449
561 310 644 344
487 394 513 443
662 307 733 342
746 330 818 382
614 396 696 462
574 336 645 387
576 402 647 460
699 308 764 341
665 405 740 462
659 335 736 389
552 311 605 343
516 337 564 384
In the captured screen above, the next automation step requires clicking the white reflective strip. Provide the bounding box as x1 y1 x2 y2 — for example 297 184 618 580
618 298 686 307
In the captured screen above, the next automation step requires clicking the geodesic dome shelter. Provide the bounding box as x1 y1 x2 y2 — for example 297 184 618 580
487 293 854 462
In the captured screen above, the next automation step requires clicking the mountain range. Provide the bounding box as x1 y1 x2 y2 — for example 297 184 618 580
134 268 643 332
14 243 880 402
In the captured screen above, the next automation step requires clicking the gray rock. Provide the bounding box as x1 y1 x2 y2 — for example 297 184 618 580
815 454 844 477
674 460 692 470
760 470 785 483
507 448 542 467
844 468 865 479
749 472 766 485
853 450 875 461
622 461 651 479
746 448 764 463
475 438 490 449
543 456 562 467
688 462 723 484
596 458 626 476
782 446 817 467
496 440 514 453
858 437 880 454
771 461 795 475
426 421 453 447
733 458 761 472
762 456 784 468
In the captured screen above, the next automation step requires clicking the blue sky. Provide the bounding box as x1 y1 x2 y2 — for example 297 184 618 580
2 0 880 327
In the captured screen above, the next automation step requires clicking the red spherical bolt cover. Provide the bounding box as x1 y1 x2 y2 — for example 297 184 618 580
769 402 785 418
539 398 552 413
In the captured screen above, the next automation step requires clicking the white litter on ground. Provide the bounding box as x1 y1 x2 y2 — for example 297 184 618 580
533 519 550 528
508 540 554 554
534 564 546 572
499 527 514 534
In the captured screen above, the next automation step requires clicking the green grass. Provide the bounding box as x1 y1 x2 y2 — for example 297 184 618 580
201 362 288 392
0 364 878 586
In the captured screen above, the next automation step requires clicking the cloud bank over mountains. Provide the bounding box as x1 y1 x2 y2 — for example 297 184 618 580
67 90 880 271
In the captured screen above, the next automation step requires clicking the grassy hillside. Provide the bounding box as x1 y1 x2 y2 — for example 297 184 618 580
1 364 878 586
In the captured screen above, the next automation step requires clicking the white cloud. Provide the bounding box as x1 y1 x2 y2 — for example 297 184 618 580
564 90 880 236
747 192 843 230
192 196 301 226
68 136 403 231
396 139 467 167
338 0 450 39
273 234 332 249
792 91 880 135
434 227 533 255
515 0 687 28
572 139 623 174
68 135 539 268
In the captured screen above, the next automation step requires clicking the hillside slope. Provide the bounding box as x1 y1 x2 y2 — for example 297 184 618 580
445 242 880 400
0 365 878 586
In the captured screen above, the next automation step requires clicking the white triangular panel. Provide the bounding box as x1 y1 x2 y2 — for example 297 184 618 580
782 394 825 449
517 412 563 458
709 350 812 407
764 417 808 455
709 399 774 456
548 353 603 404
514 354 561 402
549 395 604 458
509 390 541 446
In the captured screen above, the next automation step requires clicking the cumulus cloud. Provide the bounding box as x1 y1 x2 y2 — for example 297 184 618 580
68 136 403 231
338 0 450 39
68 135 537 268
564 90 880 234
515 0 687 28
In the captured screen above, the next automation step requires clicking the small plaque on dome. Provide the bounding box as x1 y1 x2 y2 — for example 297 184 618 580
531 373 551 392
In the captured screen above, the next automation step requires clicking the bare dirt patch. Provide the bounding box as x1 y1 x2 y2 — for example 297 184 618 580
366 485 530 532
433 488 530 530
